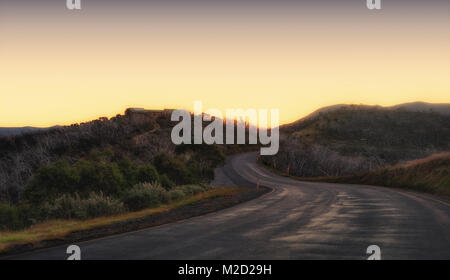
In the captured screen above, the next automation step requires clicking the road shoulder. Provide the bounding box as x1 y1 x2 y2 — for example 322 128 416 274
1 186 270 258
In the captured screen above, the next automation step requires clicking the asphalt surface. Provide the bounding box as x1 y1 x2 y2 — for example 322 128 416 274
8 152 450 259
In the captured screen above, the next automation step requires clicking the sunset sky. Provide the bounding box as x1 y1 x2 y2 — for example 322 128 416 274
1 0 449 127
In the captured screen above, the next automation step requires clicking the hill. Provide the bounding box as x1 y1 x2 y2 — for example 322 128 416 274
391 102 450 115
261 103 450 177
0 108 225 204
0 108 232 233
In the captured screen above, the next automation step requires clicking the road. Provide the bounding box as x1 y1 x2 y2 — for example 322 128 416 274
9 152 450 259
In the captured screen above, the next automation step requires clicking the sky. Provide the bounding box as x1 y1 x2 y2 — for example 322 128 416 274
0 0 449 127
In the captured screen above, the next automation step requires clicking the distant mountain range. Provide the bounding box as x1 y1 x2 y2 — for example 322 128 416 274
0 126 48 136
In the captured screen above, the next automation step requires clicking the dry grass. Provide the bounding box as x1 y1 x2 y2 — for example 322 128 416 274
288 153 450 197
397 152 450 168
260 152 450 197
0 186 244 254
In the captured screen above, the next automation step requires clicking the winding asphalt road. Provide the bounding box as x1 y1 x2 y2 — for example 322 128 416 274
8 152 450 259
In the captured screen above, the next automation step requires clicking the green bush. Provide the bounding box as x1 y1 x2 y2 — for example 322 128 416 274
168 189 186 201
136 165 160 184
75 159 125 197
24 153 171 206
153 153 198 185
41 192 125 220
118 157 139 187
121 183 210 211
0 204 25 230
179 185 205 196
122 182 169 211
159 174 175 190
24 160 79 204
187 160 215 181
24 157 127 205
175 144 225 166
83 192 126 218
172 184 211 197
24 150 214 207
177 144 224 181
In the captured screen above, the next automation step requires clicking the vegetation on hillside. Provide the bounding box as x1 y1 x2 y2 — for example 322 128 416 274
0 109 226 231
0 145 222 230
0 180 213 231
0 186 263 255
0 110 227 202
300 152 450 197
0 110 174 203
261 106 450 177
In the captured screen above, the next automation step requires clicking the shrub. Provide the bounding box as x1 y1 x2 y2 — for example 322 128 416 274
24 157 127 205
75 159 125 197
136 165 159 184
122 182 169 211
153 153 197 185
22 149 212 208
201 184 212 192
172 184 211 197
118 157 138 187
83 192 126 218
184 185 206 195
42 192 125 220
175 144 225 166
0 204 25 230
179 185 205 196
176 144 224 181
168 189 186 201
187 160 215 181
24 160 79 204
159 174 175 190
